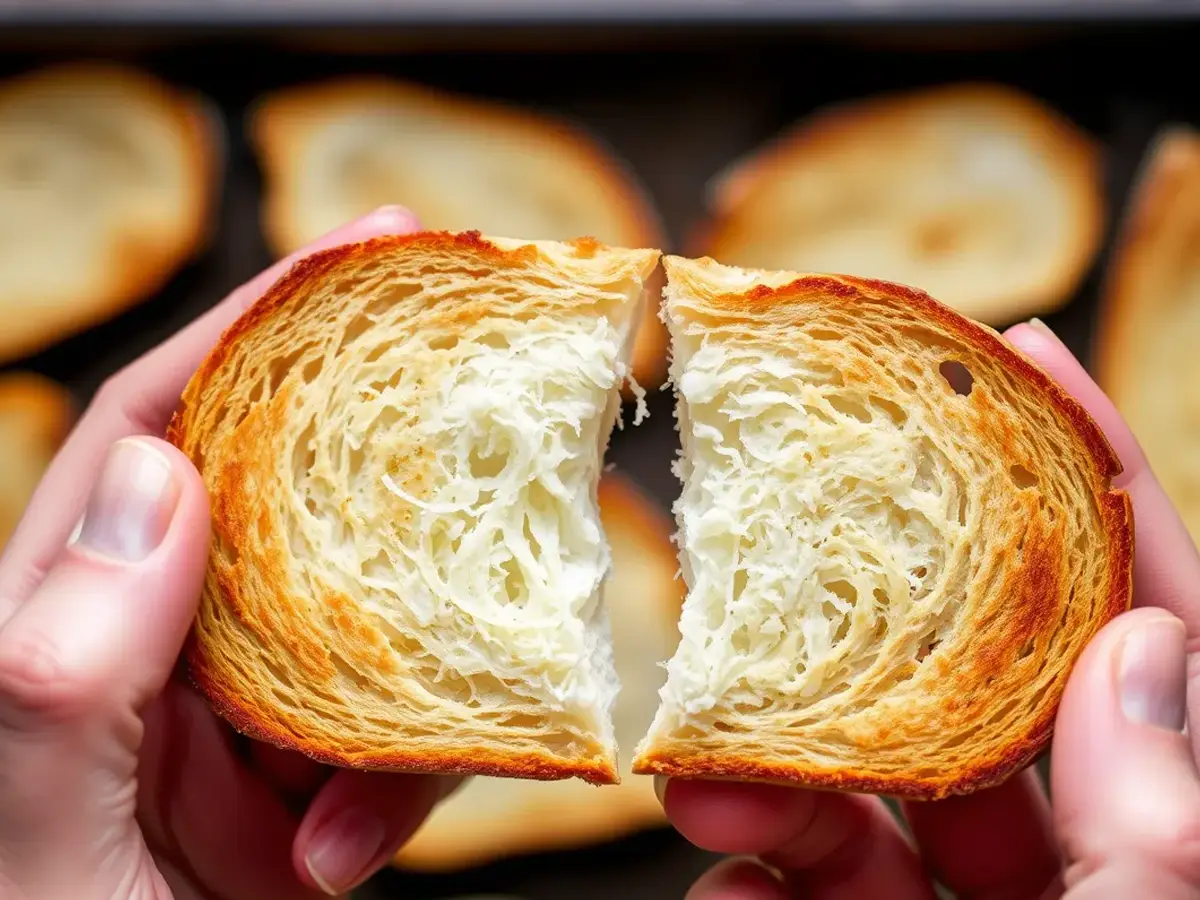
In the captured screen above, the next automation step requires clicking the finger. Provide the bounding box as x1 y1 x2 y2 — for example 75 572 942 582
294 770 450 896
661 778 936 900
686 858 787 900
0 438 209 890
251 741 332 800
903 769 1060 899
1004 320 1200 631
0 206 420 608
1052 607 1200 892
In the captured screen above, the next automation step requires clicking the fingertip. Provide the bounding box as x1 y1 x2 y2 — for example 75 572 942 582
665 779 818 855
686 858 787 900
340 205 420 240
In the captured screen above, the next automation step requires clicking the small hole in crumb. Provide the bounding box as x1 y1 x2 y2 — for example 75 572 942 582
1010 464 1037 489
939 360 974 396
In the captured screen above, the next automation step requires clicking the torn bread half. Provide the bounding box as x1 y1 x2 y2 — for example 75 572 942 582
0 373 74 550
632 256 1133 800
168 231 660 784
251 77 669 392
0 62 217 363
395 473 682 870
696 84 1104 327
1098 128 1200 547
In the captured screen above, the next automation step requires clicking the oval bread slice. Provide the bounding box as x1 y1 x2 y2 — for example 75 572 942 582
0 62 216 363
696 84 1104 327
632 255 1133 800
1097 127 1200 547
251 77 669 392
0 373 74 549
168 231 659 784
394 473 682 871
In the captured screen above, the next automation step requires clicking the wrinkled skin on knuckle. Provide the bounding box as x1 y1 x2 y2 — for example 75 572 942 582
0 630 105 724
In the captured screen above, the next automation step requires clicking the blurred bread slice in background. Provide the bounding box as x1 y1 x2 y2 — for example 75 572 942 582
251 77 669 392
0 62 218 364
0 373 73 549
1098 127 1200 545
696 83 1104 326
394 473 682 871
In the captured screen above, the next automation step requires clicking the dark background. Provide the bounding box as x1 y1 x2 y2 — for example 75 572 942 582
0 10 1196 898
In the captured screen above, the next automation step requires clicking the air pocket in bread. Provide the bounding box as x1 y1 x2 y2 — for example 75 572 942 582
168 231 660 784
631 256 1133 799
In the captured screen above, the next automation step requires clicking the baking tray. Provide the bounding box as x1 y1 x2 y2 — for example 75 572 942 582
0 18 1195 900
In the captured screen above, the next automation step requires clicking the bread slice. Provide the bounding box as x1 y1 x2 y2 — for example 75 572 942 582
631 256 1133 800
695 84 1103 327
251 77 669 392
0 373 74 549
168 231 658 784
394 473 682 870
1097 128 1200 547
0 62 217 364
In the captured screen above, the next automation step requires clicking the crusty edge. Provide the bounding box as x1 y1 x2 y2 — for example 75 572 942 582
692 83 1105 323
249 76 671 391
633 265 1135 800
1095 126 1200 398
0 62 219 364
168 231 657 786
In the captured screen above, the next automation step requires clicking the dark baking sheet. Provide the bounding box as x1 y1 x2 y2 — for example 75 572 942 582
0 19 1195 900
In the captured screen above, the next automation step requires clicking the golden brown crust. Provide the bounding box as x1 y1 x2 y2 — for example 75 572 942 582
0 62 218 364
170 230 658 785
250 77 670 392
634 258 1133 800
393 473 681 870
0 373 75 548
695 83 1104 326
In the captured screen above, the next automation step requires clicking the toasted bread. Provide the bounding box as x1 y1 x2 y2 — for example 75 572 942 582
1097 128 1200 546
251 77 669 392
168 231 659 784
0 62 217 363
394 473 682 870
631 256 1133 800
0 373 74 549
696 84 1104 326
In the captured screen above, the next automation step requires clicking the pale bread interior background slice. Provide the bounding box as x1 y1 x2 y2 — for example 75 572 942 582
0 373 73 550
251 77 669 392
1098 127 1200 545
0 62 217 365
393 472 682 871
696 83 1104 327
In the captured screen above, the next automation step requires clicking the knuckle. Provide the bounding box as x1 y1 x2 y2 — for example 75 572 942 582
0 631 99 723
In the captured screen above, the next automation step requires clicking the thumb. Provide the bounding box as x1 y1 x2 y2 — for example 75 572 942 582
1051 607 1200 897
0 437 210 892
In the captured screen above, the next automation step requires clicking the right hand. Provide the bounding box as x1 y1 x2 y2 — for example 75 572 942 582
660 319 1200 899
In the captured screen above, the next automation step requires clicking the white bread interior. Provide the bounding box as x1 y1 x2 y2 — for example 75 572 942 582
632 255 1132 799
169 232 660 784
395 473 682 870
0 373 74 550
698 84 1104 327
0 62 216 363
251 77 669 390
1098 127 1200 547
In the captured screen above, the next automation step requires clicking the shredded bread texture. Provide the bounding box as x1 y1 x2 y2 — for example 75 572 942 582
169 232 659 783
632 256 1133 799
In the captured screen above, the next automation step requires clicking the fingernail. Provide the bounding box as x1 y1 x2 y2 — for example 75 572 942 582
304 807 386 895
366 205 417 231
1026 318 1065 346
75 439 180 562
1119 615 1187 731
654 775 669 807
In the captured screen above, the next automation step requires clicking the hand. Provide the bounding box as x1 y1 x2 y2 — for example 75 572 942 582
0 208 454 900
660 319 1200 899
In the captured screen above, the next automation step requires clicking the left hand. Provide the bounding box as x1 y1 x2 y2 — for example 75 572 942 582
0 207 455 900
659 320 1200 899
